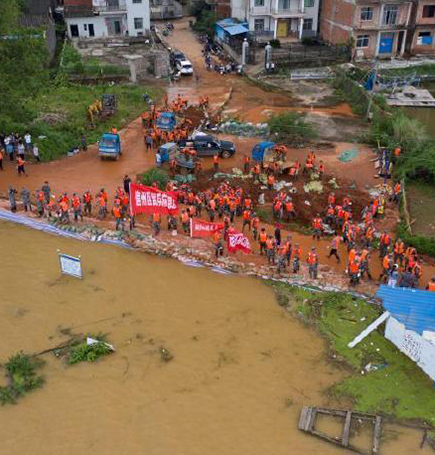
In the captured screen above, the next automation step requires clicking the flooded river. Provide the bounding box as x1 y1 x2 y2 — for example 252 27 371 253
0 221 343 455
0 221 432 454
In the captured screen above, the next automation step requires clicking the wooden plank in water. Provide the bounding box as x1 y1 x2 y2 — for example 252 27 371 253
372 416 382 454
307 407 317 432
342 411 352 447
298 406 311 431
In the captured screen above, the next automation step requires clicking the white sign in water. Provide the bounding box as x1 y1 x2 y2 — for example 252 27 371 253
59 253 83 279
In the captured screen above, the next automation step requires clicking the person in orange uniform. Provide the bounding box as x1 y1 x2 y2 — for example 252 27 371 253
180 209 190 234
259 228 267 255
112 204 123 231
349 255 361 286
379 231 391 258
97 192 107 219
17 156 27 176
307 247 319 279
213 154 219 172
152 211 161 235
243 154 250 174
426 277 435 292
83 190 92 216
59 198 69 223
393 238 405 266
213 231 224 258
266 235 276 265
312 214 323 240
293 243 302 273
379 253 392 283
72 193 83 222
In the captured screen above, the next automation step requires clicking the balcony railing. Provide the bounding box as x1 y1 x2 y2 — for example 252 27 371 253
270 7 304 15
95 1 127 12
249 6 304 16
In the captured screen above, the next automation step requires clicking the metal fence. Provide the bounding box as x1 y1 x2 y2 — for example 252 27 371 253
271 43 351 67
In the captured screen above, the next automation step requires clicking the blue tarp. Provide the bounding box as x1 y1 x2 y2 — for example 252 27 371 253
225 24 249 36
377 285 435 335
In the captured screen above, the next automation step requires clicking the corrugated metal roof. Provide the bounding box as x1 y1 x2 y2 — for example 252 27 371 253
225 24 249 36
376 285 435 334
216 18 237 27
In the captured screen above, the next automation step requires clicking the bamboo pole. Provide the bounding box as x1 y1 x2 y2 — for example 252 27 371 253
401 178 413 235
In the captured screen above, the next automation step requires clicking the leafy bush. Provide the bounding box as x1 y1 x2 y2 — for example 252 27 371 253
141 168 169 189
191 9 216 36
397 222 435 258
0 352 45 405
67 340 112 365
268 112 316 141
366 110 435 182
269 39 281 48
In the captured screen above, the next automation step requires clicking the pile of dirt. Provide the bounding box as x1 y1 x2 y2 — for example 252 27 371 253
191 169 371 229
183 106 205 127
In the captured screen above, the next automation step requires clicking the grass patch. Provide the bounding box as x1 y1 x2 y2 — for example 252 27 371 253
269 282 435 424
140 167 170 190
406 180 435 238
0 352 45 405
25 83 162 161
380 64 435 78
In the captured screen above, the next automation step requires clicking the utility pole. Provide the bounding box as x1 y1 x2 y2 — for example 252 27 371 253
366 59 378 120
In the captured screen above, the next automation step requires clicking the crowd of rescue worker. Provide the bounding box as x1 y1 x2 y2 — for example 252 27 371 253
5 168 435 292
3 94 434 291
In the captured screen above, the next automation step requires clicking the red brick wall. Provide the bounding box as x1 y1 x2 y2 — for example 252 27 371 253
320 0 355 44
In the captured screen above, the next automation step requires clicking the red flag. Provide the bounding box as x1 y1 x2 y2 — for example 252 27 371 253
227 231 251 254
190 218 224 238
129 183 178 216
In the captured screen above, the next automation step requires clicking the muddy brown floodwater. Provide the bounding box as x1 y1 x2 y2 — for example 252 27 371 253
0 222 432 455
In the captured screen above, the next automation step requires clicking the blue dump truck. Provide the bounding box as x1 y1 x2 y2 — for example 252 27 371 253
98 133 122 160
156 112 177 131
158 142 195 171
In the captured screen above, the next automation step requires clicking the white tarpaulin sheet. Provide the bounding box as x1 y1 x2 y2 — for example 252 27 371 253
385 316 435 381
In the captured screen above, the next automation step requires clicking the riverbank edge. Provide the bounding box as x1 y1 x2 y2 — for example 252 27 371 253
3 208 435 426
268 281 435 427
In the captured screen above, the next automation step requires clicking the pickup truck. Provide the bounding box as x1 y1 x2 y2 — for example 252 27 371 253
178 134 235 158
98 133 121 160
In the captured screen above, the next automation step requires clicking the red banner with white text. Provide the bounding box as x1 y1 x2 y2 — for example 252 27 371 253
190 218 224 238
130 183 178 215
227 231 251 254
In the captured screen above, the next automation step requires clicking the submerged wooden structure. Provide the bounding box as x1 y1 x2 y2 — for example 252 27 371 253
298 406 382 454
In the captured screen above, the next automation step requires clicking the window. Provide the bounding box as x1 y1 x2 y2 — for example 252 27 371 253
382 5 398 25
360 6 373 21
356 34 369 47
418 31 433 45
303 18 313 30
133 0 142 2
304 0 314 7
423 5 435 17
254 0 264 7
254 18 264 31
279 0 290 9
84 24 88 30
134 17 143 29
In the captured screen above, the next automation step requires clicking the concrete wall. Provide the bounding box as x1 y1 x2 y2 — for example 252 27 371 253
126 0 151 36
66 15 111 38
385 316 435 382
231 0 248 21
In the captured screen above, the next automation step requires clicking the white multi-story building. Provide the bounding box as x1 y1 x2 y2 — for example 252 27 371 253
231 0 319 40
65 0 150 39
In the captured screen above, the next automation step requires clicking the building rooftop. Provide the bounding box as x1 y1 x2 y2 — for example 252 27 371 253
377 285 435 334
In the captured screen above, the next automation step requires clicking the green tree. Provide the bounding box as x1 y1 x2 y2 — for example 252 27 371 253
0 0 50 130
